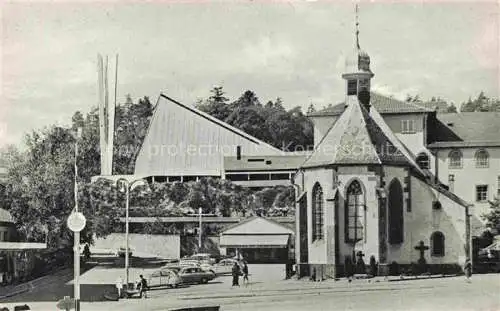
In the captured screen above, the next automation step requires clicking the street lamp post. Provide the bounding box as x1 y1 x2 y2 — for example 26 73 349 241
189 208 214 253
73 128 82 311
116 178 145 288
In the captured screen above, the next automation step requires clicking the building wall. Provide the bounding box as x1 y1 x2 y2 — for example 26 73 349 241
335 166 380 263
435 147 500 218
382 166 466 265
303 167 335 265
386 114 436 174
93 233 180 259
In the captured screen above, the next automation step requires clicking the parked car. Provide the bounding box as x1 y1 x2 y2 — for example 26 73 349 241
201 258 239 275
147 268 182 288
186 253 217 265
115 247 133 258
177 266 216 284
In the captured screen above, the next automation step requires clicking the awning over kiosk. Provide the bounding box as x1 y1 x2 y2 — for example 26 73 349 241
0 242 47 251
220 234 289 249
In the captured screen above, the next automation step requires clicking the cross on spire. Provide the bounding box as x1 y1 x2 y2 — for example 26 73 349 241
355 3 360 50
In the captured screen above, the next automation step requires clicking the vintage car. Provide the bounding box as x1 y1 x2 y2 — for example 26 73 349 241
201 258 239 275
185 253 217 265
147 268 182 288
175 266 216 284
115 246 133 258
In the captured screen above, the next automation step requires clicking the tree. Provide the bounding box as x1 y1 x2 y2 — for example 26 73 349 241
460 92 500 112
196 86 231 121
306 103 316 114
483 197 500 234
446 103 458 113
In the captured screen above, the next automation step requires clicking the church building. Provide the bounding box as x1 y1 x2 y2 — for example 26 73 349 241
293 28 471 278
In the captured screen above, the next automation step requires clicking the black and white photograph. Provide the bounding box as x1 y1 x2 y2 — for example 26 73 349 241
0 1 499 310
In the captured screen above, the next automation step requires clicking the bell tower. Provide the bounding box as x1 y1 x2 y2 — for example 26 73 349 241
342 4 374 110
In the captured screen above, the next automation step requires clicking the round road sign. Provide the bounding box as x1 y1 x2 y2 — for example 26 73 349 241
67 211 86 232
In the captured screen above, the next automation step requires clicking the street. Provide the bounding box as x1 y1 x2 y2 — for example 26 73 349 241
1 273 499 311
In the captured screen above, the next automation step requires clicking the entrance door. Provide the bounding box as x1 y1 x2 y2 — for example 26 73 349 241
299 195 308 263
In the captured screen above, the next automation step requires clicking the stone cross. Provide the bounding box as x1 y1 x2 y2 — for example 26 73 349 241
356 251 365 262
414 241 429 262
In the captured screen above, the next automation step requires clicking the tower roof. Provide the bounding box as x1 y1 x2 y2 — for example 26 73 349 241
344 4 372 75
301 97 424 173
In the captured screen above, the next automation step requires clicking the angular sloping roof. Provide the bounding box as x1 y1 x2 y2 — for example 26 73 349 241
309 93 432 117
428 112 500 148
301 97 423 173
134 94 282 176
222 216 293 235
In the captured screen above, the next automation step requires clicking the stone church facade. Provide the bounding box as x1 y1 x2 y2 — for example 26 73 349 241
293 37 470 279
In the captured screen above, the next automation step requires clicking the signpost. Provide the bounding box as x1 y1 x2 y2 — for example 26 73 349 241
67 211 86 311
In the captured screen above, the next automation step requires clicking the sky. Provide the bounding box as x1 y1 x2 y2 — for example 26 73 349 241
1 1 499 148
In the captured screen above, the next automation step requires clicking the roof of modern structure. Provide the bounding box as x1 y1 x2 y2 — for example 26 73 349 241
134 94 282 177
302 97 425 172
224 154 308 172
221 216 294 235
428 112 500 148
0 208 14 223
309 92 432 117
119 216 295 224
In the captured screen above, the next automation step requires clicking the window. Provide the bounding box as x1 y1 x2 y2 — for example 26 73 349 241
448 174 455 182
448 150 463 169
388 179 404 244
416 152 430 169
312 183 324 241
476 185 488 202
347 80 358 95
431 231 445 257
475 149 489 168
401 120 416 134
345 180 365 243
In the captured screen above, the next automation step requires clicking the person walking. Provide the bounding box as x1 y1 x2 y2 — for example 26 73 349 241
464 259 472 283
138 275 148 298
231 262 241 287
242 261 249 285
115 276 123 298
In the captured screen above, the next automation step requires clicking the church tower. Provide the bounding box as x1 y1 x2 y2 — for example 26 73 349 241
342 5 374 110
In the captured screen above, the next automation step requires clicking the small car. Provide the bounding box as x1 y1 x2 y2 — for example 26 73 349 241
201 258 239 275
147 269 182 288
177 266 216 284
115 247 133 258
187 253 216 265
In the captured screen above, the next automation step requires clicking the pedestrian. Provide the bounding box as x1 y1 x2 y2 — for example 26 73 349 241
83 244 91 263
242 261 249 285
138 275 148 298
231 262 240 287
464 259 472 283
115 276 123 298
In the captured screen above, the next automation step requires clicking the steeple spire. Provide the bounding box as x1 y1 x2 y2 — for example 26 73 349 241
355 4 360 50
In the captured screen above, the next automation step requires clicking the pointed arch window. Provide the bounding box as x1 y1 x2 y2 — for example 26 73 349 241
345 180 365 244
416 152 430 170
388 179 404 244
431 231 445 257
448 150 462 169
475 149 489 168
312 183 324 241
